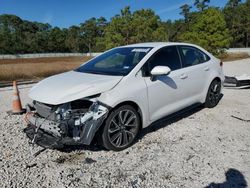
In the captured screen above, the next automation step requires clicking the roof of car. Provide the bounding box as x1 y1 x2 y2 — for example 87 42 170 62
122 42 196 48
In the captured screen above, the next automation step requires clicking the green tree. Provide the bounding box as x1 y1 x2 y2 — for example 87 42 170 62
103 6 133 49
21 21 41 53
241 0 250 47
33 23 51 53
194 0 210 11
179 8 231 55
47 27 67 52
0 14 25 53
223 0 250 47
133 9 168 42
91 17 108 52
164 20 184 42
226 0 241 7
80 17 107 53
65 26 82 52
0 15 12 53
0 14 53 54
103 7 168 49
180 4 192 23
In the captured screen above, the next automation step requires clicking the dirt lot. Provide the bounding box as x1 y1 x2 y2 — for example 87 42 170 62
0 59 249 187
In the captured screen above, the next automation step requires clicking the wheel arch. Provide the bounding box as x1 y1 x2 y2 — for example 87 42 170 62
112 101 143 130
204 76 222 108
213 77 222 83
201 75 223 102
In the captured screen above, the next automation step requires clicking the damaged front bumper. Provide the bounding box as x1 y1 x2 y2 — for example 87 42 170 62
24 100 110 149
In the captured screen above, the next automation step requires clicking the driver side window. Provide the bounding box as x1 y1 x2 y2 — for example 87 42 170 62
142 46 182 76
149 46 181 71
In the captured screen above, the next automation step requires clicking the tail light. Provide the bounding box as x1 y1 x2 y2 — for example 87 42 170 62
220 61 223 67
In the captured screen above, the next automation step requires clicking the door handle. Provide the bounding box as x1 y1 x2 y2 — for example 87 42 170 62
180 74 188 79
204 66 210 71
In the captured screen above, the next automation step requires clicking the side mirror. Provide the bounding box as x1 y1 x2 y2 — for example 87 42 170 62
150 66 171 76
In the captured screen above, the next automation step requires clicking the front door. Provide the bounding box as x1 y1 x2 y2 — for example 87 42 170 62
143 46 189 122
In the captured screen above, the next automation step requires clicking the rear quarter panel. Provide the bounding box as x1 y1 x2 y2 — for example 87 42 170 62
200 57 224 103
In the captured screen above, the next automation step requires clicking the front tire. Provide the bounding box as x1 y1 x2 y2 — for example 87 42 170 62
205 79 221 108
101 105 140 151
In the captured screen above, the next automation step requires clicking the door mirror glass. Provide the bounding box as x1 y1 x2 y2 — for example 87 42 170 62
150 66 171 76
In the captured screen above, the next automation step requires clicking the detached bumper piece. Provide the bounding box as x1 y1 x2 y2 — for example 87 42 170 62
24 101 109 149
224 75 250 88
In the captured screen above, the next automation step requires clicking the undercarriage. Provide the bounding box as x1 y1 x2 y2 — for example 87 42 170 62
24 98 110 149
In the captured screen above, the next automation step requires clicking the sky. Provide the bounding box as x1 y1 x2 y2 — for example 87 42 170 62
0 0 228 28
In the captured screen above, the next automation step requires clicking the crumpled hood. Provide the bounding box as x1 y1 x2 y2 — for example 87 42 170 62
29 71 123 105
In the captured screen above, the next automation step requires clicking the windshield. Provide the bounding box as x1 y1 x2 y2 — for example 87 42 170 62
75 47 152 76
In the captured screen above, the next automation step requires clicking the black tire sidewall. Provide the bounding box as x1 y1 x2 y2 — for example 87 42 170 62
101 105 140 151
205 79 221 108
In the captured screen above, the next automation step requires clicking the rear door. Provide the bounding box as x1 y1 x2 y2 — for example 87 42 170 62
177 45 211 103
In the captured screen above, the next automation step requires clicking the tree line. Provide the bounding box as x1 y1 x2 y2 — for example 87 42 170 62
0 0 249 55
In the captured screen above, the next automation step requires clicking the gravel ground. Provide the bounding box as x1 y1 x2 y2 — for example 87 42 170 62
0 59 249 188
223 58 250 76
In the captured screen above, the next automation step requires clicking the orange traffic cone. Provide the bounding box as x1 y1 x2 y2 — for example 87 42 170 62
7 81 25 115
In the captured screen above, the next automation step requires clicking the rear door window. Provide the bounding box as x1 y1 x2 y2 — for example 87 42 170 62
179 46 210 67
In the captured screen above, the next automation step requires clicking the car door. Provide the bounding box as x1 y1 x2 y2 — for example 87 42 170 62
142 46 191 122
177 45 211 104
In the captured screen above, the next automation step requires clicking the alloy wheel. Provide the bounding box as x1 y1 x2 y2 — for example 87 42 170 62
108 110 138 148
208 81 221 106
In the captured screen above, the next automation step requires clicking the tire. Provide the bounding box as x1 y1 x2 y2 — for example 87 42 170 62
101 105 140 151
205 79 221 108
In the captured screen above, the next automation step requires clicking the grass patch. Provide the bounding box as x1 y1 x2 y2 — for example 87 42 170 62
0 56 92 81
219 52 250 62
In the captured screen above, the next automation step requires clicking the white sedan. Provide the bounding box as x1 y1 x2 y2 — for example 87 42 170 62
25 42 224 151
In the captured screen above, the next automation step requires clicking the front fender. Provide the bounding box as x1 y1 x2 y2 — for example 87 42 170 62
97 75 150 128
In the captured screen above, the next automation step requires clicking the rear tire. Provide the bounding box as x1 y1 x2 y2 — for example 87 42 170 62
205 79 221 108
101 105 140 151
